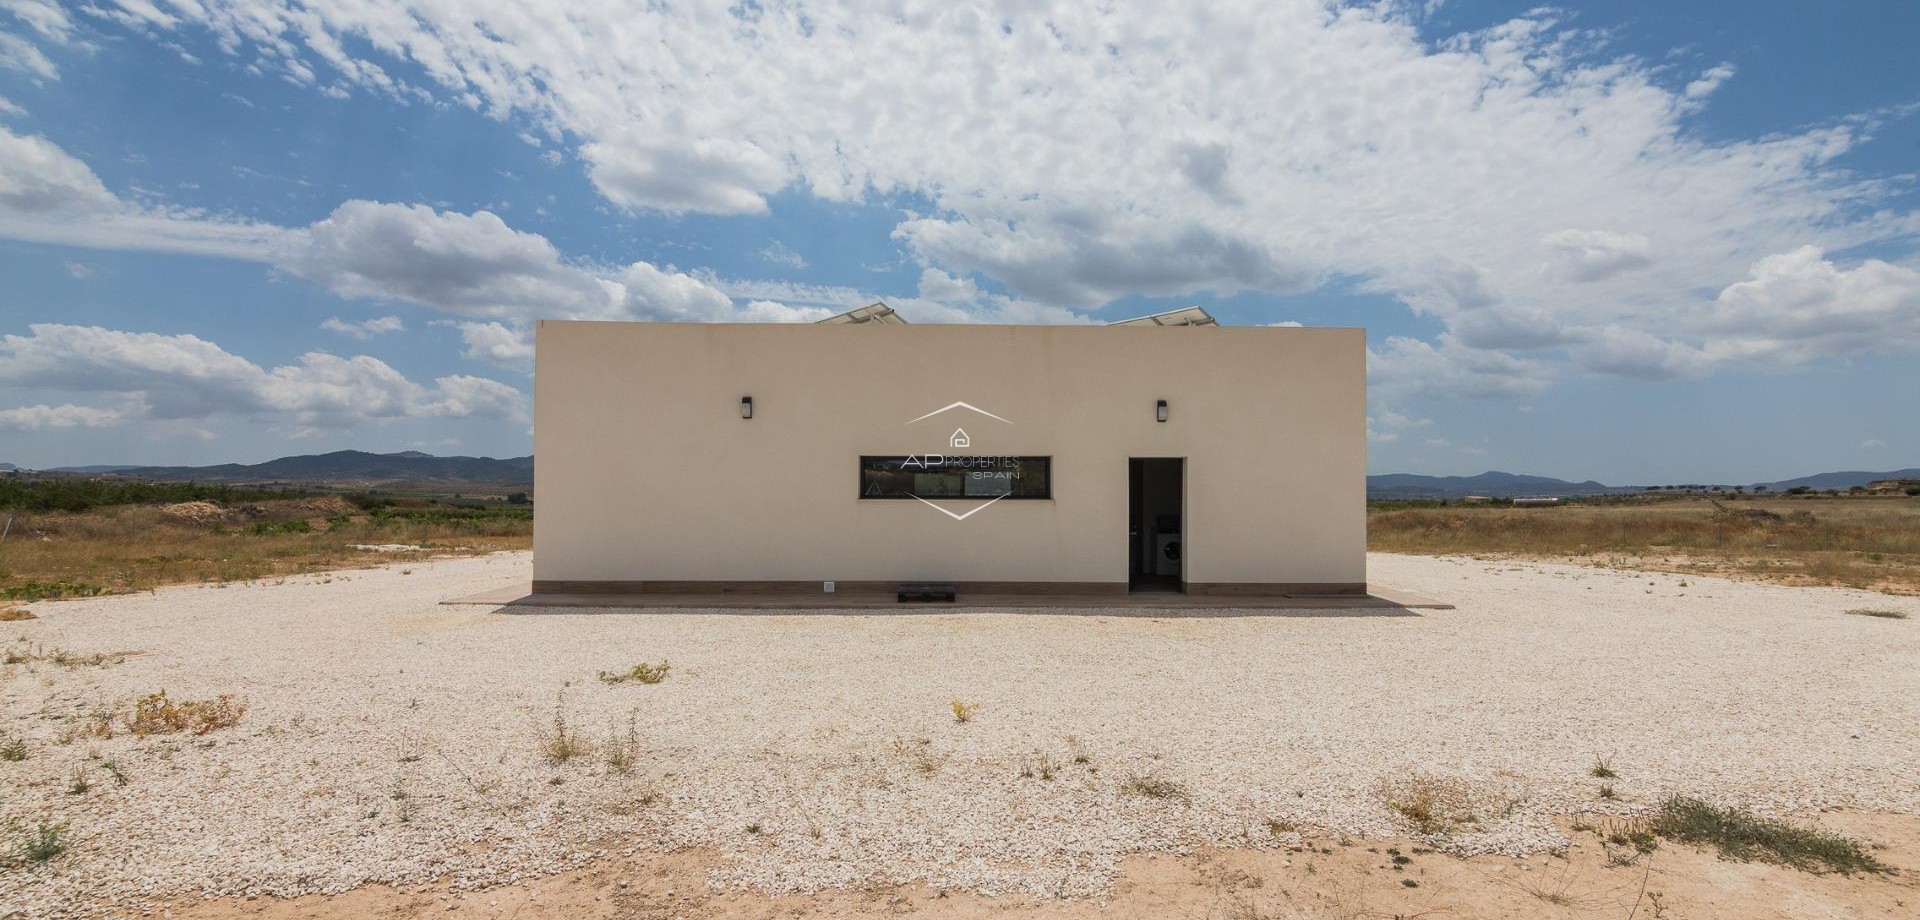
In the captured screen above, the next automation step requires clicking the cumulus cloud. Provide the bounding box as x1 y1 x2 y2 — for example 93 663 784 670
320 315 404 339
0 402 122 430
277 201 614 317
276 200 821 326
453 321 535 370
0 125 283 258
13 2 1920 401
915 268 979 305
0 323 528 428
1698 246 1920 364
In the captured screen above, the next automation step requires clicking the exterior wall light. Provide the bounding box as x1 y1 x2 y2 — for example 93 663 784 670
740 395 753 419
1156 399 1169 423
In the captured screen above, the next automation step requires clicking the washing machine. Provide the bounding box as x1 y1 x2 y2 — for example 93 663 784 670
1154 532 1182 576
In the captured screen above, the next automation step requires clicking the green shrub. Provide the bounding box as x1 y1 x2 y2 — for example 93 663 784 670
1650 796 1889 874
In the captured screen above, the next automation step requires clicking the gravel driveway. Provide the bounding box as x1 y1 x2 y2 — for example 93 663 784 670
3 552 1916 917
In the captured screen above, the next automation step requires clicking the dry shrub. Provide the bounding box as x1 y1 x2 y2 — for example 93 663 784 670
598 660 670 685
0 607 36 621
1121 773 1191 803
1376 772 1527 836
949 700 978 723
124 691 248 736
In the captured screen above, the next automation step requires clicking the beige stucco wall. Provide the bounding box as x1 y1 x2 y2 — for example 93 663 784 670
532 321 1365 588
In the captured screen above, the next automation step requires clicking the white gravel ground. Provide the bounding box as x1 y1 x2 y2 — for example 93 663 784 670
2 552 1917 917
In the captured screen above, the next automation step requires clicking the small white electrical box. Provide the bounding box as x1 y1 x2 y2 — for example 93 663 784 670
823 581 836 593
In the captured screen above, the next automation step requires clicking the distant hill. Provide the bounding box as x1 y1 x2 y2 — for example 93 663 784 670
0 463 16 472
48 464 141 473
1367 471 1627 500
106 450 534 485
1756 468 1920 491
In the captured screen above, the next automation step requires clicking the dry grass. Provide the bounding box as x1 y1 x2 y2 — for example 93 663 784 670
1120 773 1190 803
539 692 591 764
0 607 36 621
1845 608 1909 619
0 498 530 600
598 661 671 685
949 700 978 723
1375 772 1527 836
120 691 248 736
1370 496 1920 594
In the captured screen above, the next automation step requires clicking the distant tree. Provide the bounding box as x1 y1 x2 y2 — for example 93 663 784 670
1906 487 1920 497
506 492 530 505
1752 485 1769 494
1848 485 1865 494
1787 486 1812 495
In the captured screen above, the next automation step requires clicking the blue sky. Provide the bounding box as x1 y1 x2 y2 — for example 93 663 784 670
1 1 1916 484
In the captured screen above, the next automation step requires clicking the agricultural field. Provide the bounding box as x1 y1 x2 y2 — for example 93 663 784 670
1369 494 1920 595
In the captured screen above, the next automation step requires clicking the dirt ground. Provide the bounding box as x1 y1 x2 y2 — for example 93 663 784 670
167 813 1917 920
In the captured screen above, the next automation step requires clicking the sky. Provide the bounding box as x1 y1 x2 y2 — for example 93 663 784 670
0 0 1917 485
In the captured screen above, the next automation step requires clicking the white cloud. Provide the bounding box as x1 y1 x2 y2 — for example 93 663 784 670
63 259 90 279
108 0 1914 400
915 268 978 305
0 126 116 213
1859 439 1886 451
1366 402 1431 444
0 402 122 430
759 240 808 269
0 29 56 78
1697 246 1920 364
453 320 534 370
319 315 404 339
1543 229 1652 283
1369 335 1550 400
276 200 823 325
1 1 78 42
0 125 284 258
1684 63 1737 101
277 201 614 318
5 3 1918 404
0 323 528 428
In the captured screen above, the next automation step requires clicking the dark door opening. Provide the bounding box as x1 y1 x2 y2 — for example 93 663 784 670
1128 457 1184 593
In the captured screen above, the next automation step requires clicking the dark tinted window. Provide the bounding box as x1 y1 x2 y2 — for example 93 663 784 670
859 456 1051 500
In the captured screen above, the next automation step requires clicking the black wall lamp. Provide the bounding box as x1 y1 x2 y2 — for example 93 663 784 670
740 395 754 419
1155 399 1169 423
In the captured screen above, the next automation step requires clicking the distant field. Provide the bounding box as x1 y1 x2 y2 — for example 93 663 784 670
1370 495 1920 594
0 480 531 600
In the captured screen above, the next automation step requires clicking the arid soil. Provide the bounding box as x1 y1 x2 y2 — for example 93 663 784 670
2 551 1914 918
167 814 1920 920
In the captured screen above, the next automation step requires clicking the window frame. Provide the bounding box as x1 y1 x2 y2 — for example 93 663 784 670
857 454 1054 501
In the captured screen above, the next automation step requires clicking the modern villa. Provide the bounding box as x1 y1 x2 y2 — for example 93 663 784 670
531 305 1366 599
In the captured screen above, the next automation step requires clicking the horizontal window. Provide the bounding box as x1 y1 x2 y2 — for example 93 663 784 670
859 455 1051 500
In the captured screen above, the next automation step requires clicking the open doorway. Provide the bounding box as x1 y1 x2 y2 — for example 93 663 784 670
1128 457 1184 593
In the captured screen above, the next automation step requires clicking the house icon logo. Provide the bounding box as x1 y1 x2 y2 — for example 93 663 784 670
950 428 970 448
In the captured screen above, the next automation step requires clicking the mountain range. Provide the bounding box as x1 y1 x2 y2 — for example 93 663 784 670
1364 471 1629 500
3 452 1914 496
31 450 535 484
